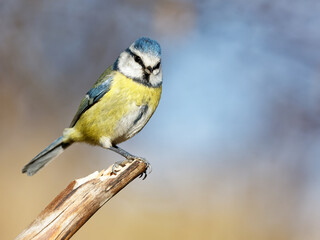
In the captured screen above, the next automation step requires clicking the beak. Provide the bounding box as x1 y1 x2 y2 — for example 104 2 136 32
145 66 152 74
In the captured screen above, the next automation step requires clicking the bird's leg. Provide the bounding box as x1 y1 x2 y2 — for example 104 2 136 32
109 145 151 179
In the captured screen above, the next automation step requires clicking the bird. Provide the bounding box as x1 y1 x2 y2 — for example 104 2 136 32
22 37 162 177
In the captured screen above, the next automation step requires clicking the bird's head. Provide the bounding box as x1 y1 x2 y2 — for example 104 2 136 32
115 37 162 87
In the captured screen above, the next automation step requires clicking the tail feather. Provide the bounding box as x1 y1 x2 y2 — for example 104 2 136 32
22 136 70 176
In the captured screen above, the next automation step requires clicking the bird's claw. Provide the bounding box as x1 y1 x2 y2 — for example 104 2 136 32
112 159 131 175
111 157 152 180
138 159 152 180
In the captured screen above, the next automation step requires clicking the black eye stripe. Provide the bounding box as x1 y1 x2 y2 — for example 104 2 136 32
134 55 144 66
126 48 145 68
126 48 160 73
153 61 161 70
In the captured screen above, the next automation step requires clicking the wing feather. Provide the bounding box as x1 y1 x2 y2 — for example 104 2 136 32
69 66 114 127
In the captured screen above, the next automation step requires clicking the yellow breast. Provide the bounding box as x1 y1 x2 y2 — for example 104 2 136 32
71 72 162 145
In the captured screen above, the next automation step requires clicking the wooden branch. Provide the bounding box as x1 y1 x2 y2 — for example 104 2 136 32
16 160 147 240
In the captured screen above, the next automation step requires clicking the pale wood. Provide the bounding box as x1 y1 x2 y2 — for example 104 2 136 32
16 160 147 240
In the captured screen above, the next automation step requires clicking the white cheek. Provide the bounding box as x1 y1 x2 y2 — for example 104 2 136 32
149 70 162 86
152 69 160 75
118 53 144 79
124 61 141 76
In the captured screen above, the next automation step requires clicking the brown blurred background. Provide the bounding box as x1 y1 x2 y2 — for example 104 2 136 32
1 0 320 239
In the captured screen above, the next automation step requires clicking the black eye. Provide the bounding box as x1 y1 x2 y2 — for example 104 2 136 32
153 61 161 70
134 55 142 64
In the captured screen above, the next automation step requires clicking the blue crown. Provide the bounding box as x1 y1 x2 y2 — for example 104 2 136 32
133 37 161 57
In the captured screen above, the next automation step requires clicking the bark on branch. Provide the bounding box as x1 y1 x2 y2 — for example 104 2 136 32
16 160 147 240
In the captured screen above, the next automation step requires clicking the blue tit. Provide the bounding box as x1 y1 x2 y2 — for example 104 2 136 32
22 37 162 176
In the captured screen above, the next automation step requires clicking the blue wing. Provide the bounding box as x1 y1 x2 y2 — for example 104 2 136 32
70 76 113 127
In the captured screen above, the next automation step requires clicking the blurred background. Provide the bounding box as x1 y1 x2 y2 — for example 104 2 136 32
1 0 320 239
